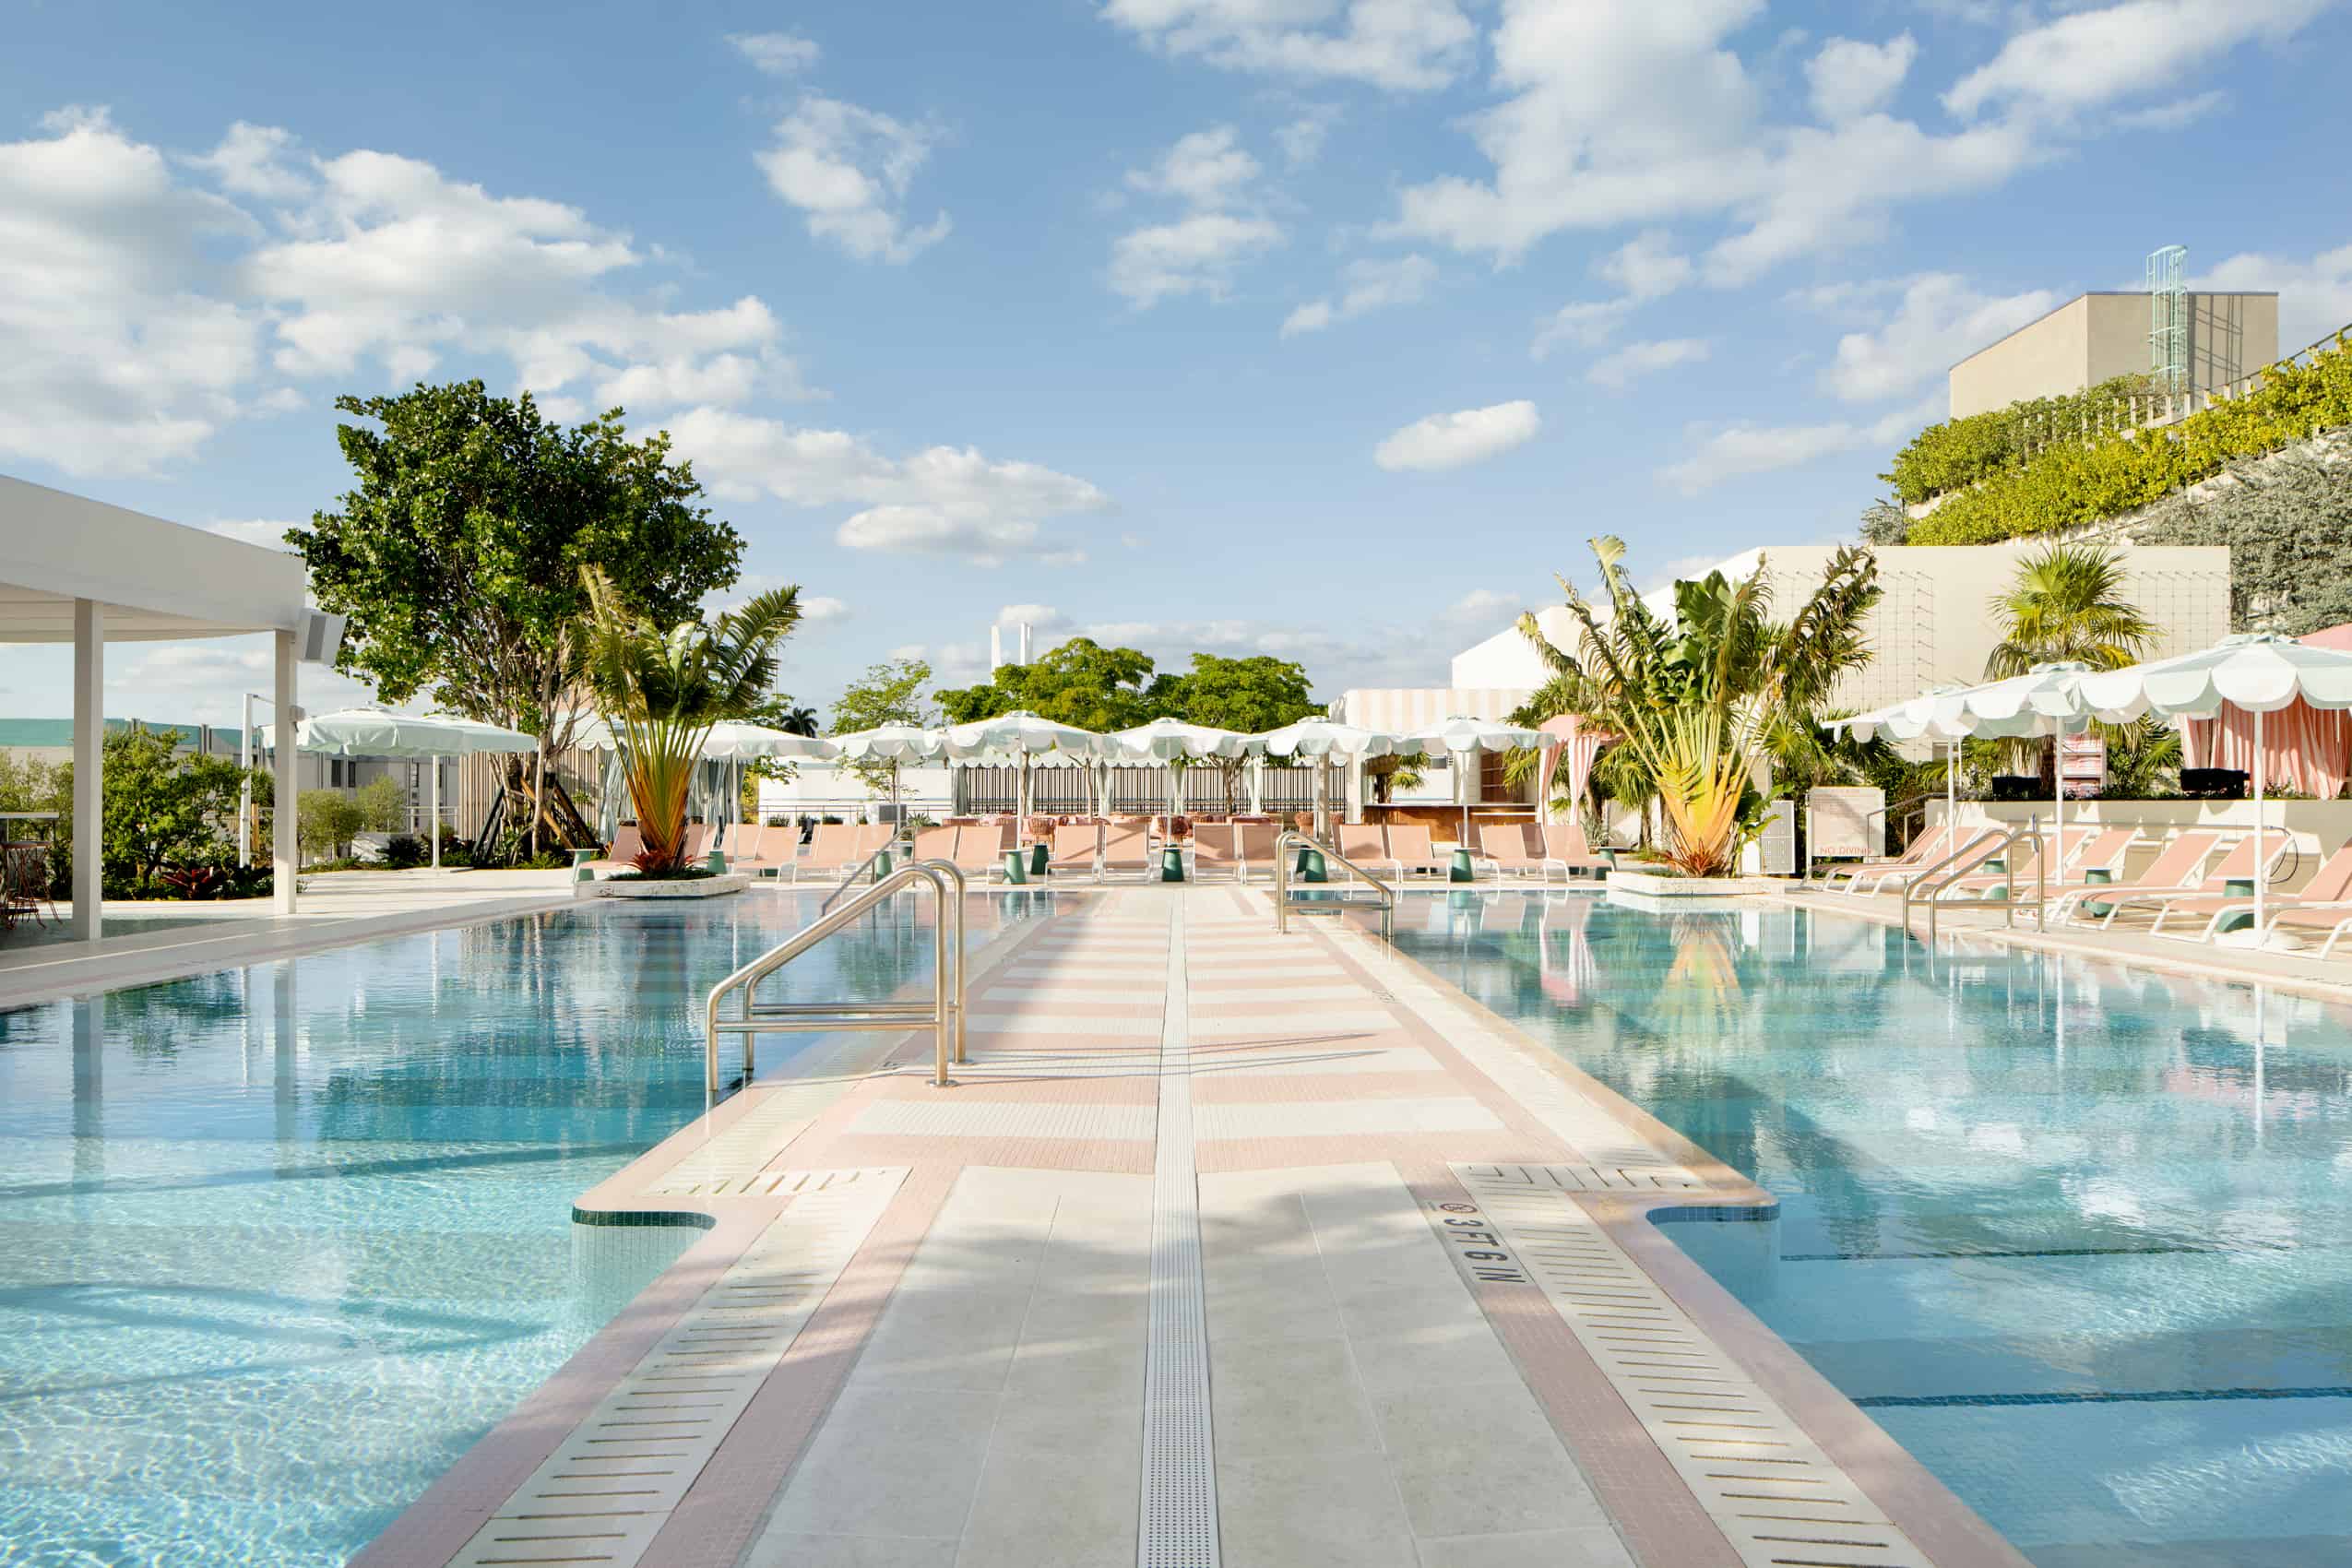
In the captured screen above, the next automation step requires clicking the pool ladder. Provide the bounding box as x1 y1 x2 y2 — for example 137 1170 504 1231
1273 830 1395 944
1903 815 2044 942
704 858 968 1099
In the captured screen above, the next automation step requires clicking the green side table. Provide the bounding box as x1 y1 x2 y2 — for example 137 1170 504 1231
1449 847 1475 883
2216 875 2258 933
872 849 893 881
1003 848 1028 885
706 849 726 874
1301 848 1328 883
1030 842 1050 876
1161 845 1186 883
572 848 596 883
2079 865 2114 918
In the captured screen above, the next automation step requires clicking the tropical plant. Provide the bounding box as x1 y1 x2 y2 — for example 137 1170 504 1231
353 775 409 833
291 381 745 850
299 792 366 863
1516 538 1881 876
829 658 937 796
2096 717 2183 799
779 704 822 737
1982 541 2157 678
576 565 803 873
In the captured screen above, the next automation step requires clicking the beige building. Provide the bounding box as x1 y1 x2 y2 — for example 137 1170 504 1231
1948 291 2276 419
1449 541 2233 722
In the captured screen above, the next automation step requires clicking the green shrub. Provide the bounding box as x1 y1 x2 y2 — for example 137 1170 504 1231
353 776 409 832
299 792 365 862
1907 334 2352 546
384 834 427 868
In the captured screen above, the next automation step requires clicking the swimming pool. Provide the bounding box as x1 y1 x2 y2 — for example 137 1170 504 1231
1397 892 2352 1567
0 890 1048 1567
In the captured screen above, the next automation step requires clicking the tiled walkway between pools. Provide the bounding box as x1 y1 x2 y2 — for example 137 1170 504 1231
361 886 2029 1568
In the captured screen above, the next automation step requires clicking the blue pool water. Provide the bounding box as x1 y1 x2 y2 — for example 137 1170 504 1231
0 890 1048 1567
1398 892 2352 1568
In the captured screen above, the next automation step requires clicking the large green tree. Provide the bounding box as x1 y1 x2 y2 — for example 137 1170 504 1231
935 637 1160 731
290 382 744 846
1153 652 1320 810
2133 445 2352 637
829 657 936 795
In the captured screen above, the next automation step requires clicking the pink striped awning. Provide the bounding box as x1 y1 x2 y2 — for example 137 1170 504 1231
2180 625 2352 797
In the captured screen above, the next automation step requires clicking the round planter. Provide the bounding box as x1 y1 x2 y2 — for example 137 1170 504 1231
576 873 748 900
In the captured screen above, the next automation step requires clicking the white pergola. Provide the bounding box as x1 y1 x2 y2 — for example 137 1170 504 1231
0 475 335 941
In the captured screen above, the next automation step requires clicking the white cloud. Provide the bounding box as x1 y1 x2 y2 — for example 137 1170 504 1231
801 593 849 621
1944 0 2330 120
1390 0 2040 283
1531 299 1632 359
0 108 266 474
663 407 1112 567
204 519 297 551
728 31 821 76
1657 396 1937 495
1806 35 1917 124
1373 400 1541 472
1126 125 1261 208
1111 212 1283 307
1281 254 1435 336
2109 89 2228 131
2198 240 2352 356
754 94 951 264
1101 0 1477 90
1594 229 1693 301
1821 273 2059 402
1588 337 1710 387
1448 588 1518 619
185 120 312 200
1275 106 1341 168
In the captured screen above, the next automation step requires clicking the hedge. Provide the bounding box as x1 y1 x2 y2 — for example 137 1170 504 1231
1907 332 2352 546
1883 375 2154 505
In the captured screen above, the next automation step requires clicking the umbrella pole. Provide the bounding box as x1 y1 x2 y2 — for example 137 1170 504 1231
2254 707 2268 937
2052 729 2064 930
430 755 441 871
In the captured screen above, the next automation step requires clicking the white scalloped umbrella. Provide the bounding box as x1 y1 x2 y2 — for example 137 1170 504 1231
1114 718 1254 816
296 707 537 869
1821 683 1983 860
941 710 1104 821
1255 719 1407 837
2084 633 2352 942
1403 716 1557 848
1827 664 2100 904
828 723 944 831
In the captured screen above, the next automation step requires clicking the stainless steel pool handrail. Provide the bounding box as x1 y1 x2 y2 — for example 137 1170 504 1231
705 858 968 1098
1273 830 1394 944
1903 816 2042 942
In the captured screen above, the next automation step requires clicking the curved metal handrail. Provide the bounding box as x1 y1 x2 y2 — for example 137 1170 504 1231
705 857 968 1098
1903 816 2042 942
1272 830 1394 945
819 829 910 913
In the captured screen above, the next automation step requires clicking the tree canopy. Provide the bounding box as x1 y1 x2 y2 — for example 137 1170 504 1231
2132 445 2352 637
291 382 744 756
935 637 1160 730
830 657 936 793
1155 653 1320 732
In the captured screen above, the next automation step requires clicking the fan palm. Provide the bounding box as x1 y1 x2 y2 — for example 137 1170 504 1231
576 565 803 873
1984 541 2157 777
1515 537 1880 876
780 705 822 737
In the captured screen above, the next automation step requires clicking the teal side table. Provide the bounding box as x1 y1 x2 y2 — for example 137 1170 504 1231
1161 845 1186 883
706 849 726 874
872 849 893 881
1449 847 1475 883
1031 842 1050 875
2080 865 2114 918
1302 848 1327 883
2216 875 2258 932
572 848 595 883
1003 849 1028 885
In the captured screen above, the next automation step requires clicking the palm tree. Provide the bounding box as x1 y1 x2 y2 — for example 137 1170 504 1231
780 705 821 737
1984 541 2156 781
1984 542 2156 677
576 565 802 873
1515 537 1880 876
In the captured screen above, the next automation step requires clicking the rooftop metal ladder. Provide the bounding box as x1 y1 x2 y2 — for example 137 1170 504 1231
1273 830 1395 944
704 858 968 1098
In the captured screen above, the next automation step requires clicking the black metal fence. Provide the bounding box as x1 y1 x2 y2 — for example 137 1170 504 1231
952 763 1328 816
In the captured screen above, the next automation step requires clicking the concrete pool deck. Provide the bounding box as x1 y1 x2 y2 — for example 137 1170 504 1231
351 883 2034 1568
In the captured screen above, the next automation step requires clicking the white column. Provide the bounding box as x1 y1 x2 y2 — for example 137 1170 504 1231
273 630 298 915
71 599 103 942
429 755 442 871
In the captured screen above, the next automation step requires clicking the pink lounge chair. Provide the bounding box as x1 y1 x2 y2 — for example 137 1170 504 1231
790 823 862 882
911 826 959 862
1337 824 1399 880
1384 823 1450 878
731 824 796 877
2050 831 2227 926
1539 822 1612 879
1478 823 1548 881
1048 822 1102 877
951 822 1013 882
1234 821 1277 881
582 824 647 874
1188 819 1239 879
1099 823 1153 880
1929 825 2102 902
1820 824 1953 892
1849 829 2004 896
2154 840 2352 947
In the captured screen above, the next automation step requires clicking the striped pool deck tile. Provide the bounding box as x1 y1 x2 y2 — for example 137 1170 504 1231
360 885 2027 1568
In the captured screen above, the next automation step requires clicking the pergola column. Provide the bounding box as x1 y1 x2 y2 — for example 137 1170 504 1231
71 599 103 942
274 629 298 915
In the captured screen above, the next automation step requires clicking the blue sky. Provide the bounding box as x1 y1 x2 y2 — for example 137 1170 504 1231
6 0 2350 726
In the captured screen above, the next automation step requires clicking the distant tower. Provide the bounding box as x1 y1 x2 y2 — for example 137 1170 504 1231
2146 244 2189 394
1017 623 1033 665
991 624 1004 672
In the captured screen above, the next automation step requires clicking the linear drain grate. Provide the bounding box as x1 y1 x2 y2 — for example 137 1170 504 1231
447 1169 905 1568
1138 903 1219 1568
1445 1164 1935 1568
